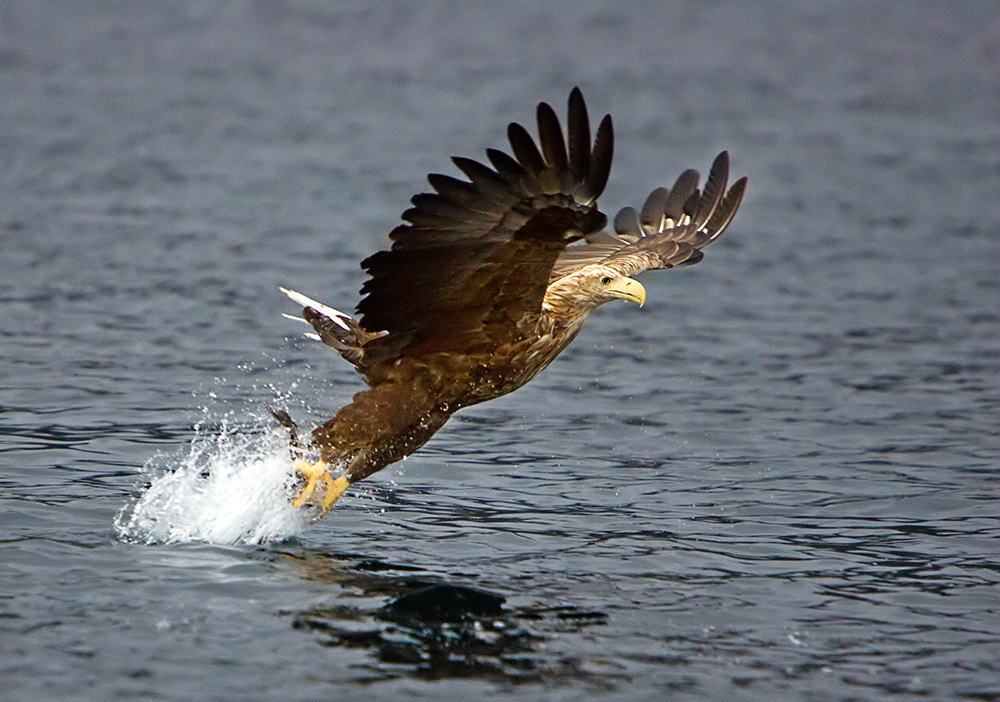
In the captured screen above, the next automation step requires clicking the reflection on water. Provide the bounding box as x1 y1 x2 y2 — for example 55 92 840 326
288 552 609 683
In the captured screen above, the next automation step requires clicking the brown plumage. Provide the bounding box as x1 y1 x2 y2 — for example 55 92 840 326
280 88 747 515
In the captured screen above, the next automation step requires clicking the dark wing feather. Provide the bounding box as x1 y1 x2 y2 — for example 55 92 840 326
566 88 591 183
536 101 569 187
356 88 614 368
550 151 747 281
584 116 613 203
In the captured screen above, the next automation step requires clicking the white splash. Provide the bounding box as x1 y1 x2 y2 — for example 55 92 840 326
114 418 314 546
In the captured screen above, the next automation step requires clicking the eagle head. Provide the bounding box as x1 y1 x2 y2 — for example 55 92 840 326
582 266 646 309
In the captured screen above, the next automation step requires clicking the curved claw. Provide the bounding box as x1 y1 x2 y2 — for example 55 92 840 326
291 460 351 515
291 459 329 507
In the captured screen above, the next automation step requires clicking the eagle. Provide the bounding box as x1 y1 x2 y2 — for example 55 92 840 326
278 88 747 516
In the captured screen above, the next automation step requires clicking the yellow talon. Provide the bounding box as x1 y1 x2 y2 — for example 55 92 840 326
320 473 350 514
290 459 328 508
291 460 351 515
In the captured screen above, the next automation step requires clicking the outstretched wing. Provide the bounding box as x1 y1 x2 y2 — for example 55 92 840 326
550 151 747 281
356 88 613 368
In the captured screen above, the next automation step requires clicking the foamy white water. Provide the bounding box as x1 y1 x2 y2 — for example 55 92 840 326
114 420 315 545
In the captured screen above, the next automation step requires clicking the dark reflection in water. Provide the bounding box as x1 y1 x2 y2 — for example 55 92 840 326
288 553 609 683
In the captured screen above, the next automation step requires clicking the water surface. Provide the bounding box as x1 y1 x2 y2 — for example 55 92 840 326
2 2 999 700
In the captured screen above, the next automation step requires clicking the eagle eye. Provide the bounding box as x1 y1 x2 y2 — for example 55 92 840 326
600 276 612 285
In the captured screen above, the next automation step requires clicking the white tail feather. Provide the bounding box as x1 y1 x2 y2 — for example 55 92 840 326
279 287 352 331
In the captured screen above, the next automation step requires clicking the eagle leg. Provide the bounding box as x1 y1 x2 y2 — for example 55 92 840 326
291 459 350 514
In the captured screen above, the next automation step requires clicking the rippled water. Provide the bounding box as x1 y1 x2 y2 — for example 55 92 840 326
3 2 999 700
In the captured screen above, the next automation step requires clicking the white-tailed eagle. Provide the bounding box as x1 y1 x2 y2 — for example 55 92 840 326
278 88 747 515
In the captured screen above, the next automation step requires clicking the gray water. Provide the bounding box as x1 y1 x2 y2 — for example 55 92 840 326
2 2 999 700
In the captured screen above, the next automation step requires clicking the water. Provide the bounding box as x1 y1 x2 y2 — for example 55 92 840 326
112 414 312 545
2 1 999 700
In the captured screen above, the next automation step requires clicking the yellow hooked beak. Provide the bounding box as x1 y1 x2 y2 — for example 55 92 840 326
606 276 646 307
